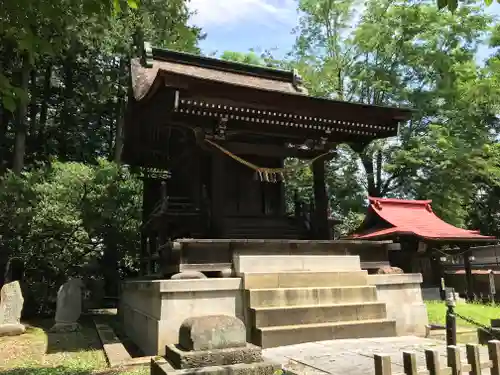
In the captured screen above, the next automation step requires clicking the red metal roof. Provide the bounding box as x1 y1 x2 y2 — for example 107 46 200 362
352 197 496 241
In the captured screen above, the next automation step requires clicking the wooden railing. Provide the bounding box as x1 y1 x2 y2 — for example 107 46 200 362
374 340 500 375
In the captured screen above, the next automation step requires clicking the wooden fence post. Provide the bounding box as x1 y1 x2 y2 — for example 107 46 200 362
489 340 500 375
374 354 392 375
402 351 417 375
466 343 481 375
447 345 461 375
371 340 500 375
425 349 441 375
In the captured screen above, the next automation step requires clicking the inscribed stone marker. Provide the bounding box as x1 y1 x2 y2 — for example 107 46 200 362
0 281 26 336
50 278 84 332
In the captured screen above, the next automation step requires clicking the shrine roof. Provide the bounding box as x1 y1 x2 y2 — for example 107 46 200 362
351 197 496 242
130 49 304 101
130 44 413 129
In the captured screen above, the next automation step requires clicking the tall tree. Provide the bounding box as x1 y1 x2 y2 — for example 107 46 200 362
292 0 497 226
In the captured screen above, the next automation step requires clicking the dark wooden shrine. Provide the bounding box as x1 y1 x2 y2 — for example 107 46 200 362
123 43 413 275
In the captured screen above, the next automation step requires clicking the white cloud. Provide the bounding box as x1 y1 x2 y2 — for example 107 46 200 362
187 0 297 29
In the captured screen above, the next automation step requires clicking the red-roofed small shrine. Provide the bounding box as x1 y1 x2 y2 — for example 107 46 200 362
352 197 495 242
350 197 496 298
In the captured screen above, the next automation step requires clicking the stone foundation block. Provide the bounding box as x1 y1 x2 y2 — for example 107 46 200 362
179 315 246 351
151 358 280 375
0 323 26 337
166 343 263 369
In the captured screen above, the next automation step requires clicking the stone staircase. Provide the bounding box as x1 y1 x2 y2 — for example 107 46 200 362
242 270 396 348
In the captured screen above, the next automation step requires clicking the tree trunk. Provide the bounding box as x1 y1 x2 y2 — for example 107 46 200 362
113 58 127 163
113 99 124 163
361 152 379 197
36 62 52 157
0 43 14 173
375 149 383 195
59 42 76 160
27 69 38 157
12 53 31 174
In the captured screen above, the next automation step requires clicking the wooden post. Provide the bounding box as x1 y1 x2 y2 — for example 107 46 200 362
425 349 440 375
211 153 225 238
446 345 461 375
463 247 474 301
446 297 457 346
140 234 147 275
374 354 392 375
140 179 148 275
490 269 496 303
403 351 417 375
489 340 500 375
466 344 481 375
312 158 330 240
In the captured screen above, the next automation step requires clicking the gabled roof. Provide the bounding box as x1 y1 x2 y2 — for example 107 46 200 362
351 197 496 242
130 49 305 101
129 43 413 131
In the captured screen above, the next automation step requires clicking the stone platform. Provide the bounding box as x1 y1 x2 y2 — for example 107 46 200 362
263 336 489 375
120 238 426 354
171 238 394 274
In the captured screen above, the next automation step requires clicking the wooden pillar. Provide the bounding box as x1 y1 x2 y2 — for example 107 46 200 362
278 158 286 215
140 179 148 276
312 158 330 240
140 234 147 276
211 153 225 238
462 247 474 301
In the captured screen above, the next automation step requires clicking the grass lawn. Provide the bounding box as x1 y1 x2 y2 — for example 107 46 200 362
0 319 148 375
426 300 500 328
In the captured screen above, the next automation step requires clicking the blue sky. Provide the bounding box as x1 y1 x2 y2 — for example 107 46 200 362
187 0 298 56
187 0 500 61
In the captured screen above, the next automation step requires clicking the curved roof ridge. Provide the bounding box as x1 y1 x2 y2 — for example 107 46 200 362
368 197 432 205
351 196 496 241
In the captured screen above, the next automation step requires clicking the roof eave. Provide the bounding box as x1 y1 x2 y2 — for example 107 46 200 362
139 44 414 118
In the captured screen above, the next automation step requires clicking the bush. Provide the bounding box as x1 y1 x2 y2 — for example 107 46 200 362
0 159 142 316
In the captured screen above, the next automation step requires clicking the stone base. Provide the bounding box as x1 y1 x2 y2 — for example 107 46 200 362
0 323 26 337
166 343 263 369
50 322 81 333
151 358 280 375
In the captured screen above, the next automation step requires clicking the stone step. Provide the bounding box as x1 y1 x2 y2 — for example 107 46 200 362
243 271 368 289
247 285 378 308
251 302 387 327
253 319 397 348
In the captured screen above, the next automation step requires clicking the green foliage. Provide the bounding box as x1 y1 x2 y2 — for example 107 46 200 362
291 0 500 230
438 0 499 12
0 160 142 316
0 0 202 170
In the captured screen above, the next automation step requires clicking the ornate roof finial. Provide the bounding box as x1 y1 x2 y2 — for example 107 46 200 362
292 68 308 94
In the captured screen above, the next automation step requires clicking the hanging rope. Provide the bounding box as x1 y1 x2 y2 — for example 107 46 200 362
203 138 332 183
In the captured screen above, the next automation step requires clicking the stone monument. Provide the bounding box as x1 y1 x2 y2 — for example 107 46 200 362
50 278 84 332
0 281 26 337
151 315 280 375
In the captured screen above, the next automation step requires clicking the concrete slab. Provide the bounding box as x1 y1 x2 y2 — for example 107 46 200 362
262 336 490 375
